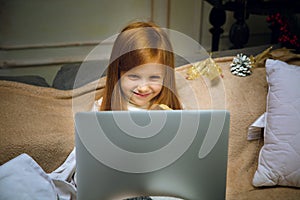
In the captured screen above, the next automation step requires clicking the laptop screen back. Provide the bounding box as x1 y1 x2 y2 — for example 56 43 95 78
75 110 229 200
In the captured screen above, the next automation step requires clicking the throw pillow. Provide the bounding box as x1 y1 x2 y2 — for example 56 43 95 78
52 60 107 90
253 59 300 187
0 75 50 87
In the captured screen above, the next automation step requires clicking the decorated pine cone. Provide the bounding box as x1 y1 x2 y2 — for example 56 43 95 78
230 53 252 77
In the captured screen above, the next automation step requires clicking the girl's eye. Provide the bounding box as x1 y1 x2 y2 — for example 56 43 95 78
150 76 162 81
127 74 139 80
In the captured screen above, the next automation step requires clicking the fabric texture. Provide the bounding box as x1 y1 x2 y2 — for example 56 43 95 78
0 75 50 87
1 57 300 199
253 59 300 187
247 113 265 141
0 154 57 200
0 78 105 173
52 60 108 90
48 148 77 200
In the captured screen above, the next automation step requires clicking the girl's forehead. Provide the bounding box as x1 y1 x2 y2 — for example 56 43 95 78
126 63 166 74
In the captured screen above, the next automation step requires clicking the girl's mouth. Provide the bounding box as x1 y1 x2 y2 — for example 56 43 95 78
132 91 151 98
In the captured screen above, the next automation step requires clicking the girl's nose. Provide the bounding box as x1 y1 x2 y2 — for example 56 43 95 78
137 84 149 93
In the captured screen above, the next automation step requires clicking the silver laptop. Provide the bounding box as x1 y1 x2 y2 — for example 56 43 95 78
75 110 230 200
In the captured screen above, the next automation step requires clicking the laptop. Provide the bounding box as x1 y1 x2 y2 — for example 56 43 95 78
75 110 230 200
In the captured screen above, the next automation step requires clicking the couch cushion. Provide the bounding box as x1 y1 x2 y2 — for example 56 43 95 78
52 60 108 90
0 75 50 87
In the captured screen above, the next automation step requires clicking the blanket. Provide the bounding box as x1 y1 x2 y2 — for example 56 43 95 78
1 57 299 199
0 77 105 173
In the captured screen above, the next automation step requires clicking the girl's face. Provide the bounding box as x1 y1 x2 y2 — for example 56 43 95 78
120 63 165 107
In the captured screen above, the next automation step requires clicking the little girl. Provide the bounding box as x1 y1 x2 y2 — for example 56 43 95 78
51 21 183 200
94 21 182 111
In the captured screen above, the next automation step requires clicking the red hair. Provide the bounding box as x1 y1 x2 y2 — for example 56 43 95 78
100 21 182 110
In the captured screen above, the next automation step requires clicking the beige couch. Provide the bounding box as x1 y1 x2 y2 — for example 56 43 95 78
1 57 299 199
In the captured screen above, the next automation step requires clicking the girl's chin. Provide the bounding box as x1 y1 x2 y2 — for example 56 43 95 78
129 99 150 108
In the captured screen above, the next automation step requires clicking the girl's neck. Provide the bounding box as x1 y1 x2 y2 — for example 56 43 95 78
127 101 149 110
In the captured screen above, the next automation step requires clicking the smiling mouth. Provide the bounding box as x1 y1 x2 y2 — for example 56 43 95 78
132 91 151 98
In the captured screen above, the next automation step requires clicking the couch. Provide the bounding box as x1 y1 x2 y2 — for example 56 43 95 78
1 54 299 199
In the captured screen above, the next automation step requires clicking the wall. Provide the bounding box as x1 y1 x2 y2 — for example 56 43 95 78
0 0 272 70
0 0 153 68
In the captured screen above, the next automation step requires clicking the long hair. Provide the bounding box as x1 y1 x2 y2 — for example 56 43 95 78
100 21 182 110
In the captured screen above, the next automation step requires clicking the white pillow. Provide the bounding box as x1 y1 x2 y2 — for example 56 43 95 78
253 59 300 187
0 154 57 199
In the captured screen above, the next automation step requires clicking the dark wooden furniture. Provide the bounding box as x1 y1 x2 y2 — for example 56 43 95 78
205 0 300 51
